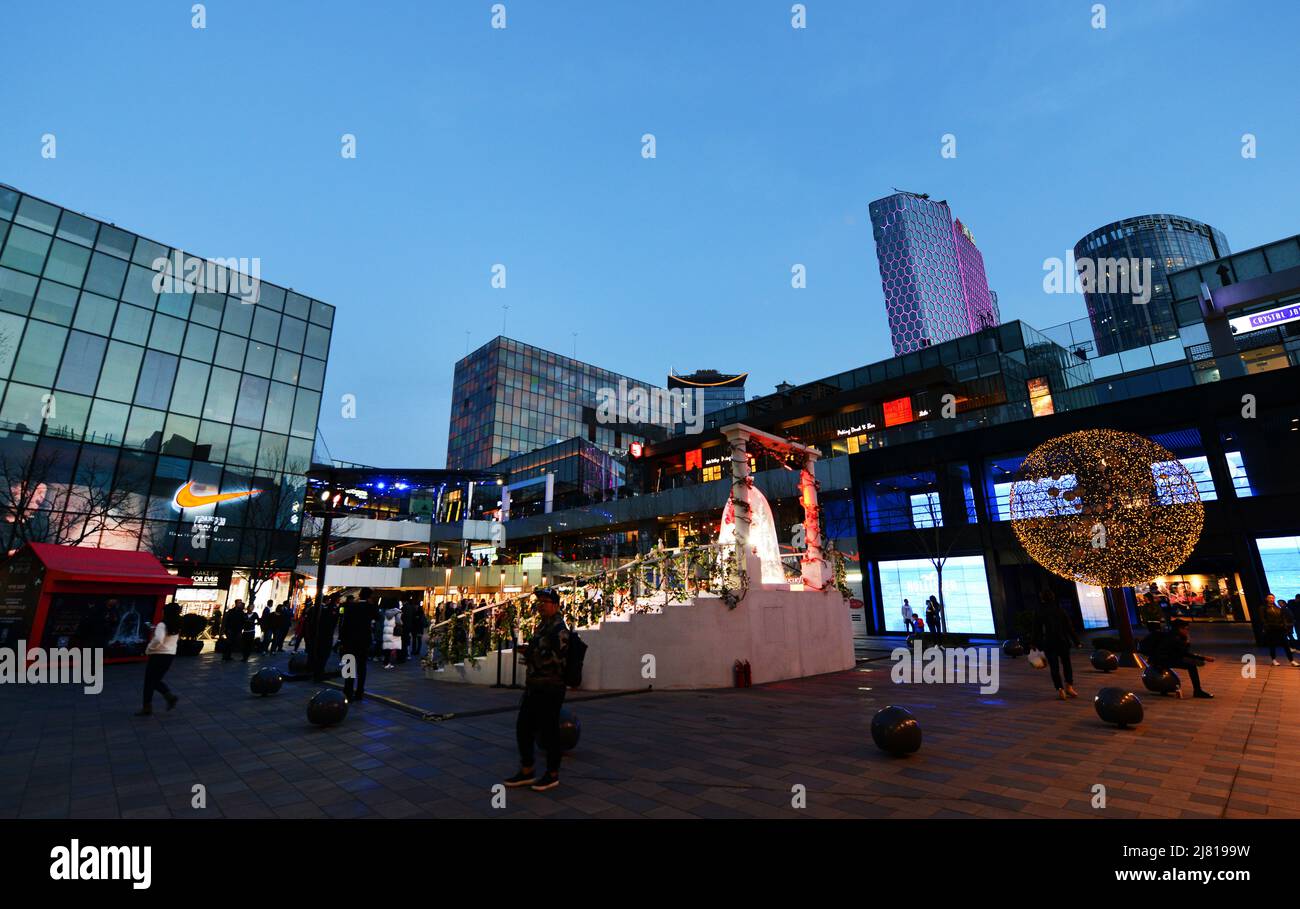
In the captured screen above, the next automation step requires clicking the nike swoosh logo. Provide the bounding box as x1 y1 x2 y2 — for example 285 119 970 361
174 481 263 509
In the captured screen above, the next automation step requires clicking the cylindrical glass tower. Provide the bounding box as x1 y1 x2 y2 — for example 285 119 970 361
1073 214 1229 357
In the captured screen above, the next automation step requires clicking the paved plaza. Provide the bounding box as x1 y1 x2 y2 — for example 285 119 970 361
2 627 1298 820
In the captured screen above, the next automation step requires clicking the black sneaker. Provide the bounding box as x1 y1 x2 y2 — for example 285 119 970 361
1193 690 1214 699
503 769 536 788
165 694 179 710
530 772 560 792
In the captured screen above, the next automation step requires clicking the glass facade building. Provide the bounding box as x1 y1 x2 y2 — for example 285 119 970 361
0 184 332 568
667 369 746 415
869 192 999 356
1074 214 1228 357
447 336 659 469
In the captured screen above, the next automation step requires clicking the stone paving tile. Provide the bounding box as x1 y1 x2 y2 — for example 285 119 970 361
2 626 1298 818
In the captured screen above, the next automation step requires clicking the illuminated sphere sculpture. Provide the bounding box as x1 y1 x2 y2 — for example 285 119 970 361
1009 430 1203 588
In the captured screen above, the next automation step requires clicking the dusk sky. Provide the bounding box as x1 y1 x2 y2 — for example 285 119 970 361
4 0 1297 466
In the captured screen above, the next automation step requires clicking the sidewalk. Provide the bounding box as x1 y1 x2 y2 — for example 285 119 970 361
1 626 1297 819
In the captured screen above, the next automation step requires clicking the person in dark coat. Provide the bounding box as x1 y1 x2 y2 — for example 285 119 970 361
1030 589 1082 700
1152 618 1215 698
407 600 428 657
306 595 339 681
338 589 378 701
238 602 256 660
503 587 571 793
222 600 246 661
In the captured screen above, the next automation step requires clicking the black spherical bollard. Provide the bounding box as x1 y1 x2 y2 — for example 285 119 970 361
556 708 580 752
1094 687 1143 727
306 688 348 727
250 666 283 696
1090 649 1119 672
1141 666 1181 695
1002 639 1025 658
870 705 922 756
287 652 311 675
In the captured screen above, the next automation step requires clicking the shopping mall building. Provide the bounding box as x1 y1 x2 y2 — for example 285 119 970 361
301 231 1300 642
0 184 333 625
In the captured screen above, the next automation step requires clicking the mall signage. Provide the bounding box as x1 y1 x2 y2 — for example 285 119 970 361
1229 302 1300 335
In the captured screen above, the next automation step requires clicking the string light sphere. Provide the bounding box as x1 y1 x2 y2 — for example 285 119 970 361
1009 429 1203 588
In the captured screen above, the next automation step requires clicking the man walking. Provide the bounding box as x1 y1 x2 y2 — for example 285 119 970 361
503 588 570 793
338 588 378 702
1260 593 1299 666
222 599 246 662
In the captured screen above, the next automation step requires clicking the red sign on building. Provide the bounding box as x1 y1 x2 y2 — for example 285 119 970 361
882 396 914 427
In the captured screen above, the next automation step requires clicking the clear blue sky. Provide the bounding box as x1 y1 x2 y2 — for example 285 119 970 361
3 0 1297 466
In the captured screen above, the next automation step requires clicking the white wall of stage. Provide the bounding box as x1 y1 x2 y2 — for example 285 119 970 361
425 583 857 691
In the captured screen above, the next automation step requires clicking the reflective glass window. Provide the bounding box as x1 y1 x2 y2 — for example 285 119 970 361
170 359 209 417
202 367 239 422
148 314 185 353
73 291 116 335
32 281 79 325
55 211 98 246
134 350 177 410
1 225 52 274
234 374 269 428
96 340 145 402
56 331 107 395
11 320 67 385
214 332 246 370
83 252 128 297
111 303 152 344
15 196 59 233
0 268 37 315
125 406 166 451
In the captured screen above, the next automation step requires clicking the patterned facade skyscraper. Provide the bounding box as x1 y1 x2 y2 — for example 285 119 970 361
869 192 1000 355
953 219 1000 332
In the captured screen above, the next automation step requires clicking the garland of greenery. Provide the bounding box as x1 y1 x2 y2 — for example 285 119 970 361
422 543 755 671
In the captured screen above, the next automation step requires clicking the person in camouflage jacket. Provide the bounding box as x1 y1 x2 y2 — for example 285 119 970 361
504 588 570 791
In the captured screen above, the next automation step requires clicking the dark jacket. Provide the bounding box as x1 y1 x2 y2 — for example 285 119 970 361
223 608 245 637
1152 631 1207 668
524 613 570 689
1030 602 1080 650
338 600 378 651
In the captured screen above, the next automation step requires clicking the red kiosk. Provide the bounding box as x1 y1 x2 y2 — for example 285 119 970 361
0 543 191 664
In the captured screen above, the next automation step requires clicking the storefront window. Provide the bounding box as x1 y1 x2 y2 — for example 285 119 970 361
1257 536 1300 601
877 555 995 634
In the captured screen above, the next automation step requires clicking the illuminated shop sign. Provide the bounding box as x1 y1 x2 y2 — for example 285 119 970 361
685 449 703 471
882 397 913 427
172 481 263 511
1229 302 1300 335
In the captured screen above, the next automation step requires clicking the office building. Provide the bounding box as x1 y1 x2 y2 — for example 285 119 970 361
1074 214 1228 357
667 369 746 415
447 336 660 469
869 191 1000 356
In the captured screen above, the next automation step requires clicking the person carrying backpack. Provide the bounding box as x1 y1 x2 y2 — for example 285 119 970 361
1260 594 1299 667
503 587 571 793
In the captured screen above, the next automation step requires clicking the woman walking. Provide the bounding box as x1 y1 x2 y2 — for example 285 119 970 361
136 602 182 716
381 599 403 668
1031 589 1082 700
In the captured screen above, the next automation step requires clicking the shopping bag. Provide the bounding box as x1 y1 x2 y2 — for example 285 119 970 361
1026 648 1047 669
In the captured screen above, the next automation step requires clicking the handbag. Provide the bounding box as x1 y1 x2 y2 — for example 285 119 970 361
1026 648 1047 670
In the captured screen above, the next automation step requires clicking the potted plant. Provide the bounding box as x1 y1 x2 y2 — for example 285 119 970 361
177 612 208 656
